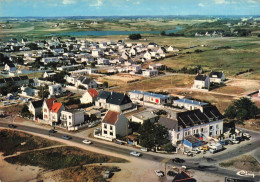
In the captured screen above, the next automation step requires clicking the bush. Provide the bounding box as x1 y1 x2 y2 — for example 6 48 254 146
129 34 141 40
161 143 176 153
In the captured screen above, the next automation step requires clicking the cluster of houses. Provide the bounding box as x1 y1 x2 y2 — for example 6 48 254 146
26 86 224 149
0 37 225 150
1 36 180 79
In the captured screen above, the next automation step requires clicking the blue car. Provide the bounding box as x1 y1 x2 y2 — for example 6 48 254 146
62 135 72 140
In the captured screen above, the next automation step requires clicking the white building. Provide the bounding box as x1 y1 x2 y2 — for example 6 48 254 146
76 76 97 89
95 91 133 112
127 64 142 73
4 63 16 73
128 90 171 105
192 75 210 89
41 57 59 64
80 89 99 104
158 106 223 146
142 69 158 77
60 110 85 128
42 98 65 125
28 100 44 120
131 110 158 124
101 110 129 139
43 71 56 78
173 99 209 111
48 84 62 96
209 71 226 84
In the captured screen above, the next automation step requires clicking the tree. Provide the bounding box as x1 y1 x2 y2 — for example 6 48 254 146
224 105 236 119
129 34 141 40
21 105 33 118
161 31 166 36
138 121 169 150
224 97 259 122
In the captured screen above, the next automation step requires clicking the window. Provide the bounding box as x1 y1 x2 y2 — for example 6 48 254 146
216 124 219 129
216 131 218 135
44 108 47 112
210 126 213 130
196 129 199 134
201 128 204 132
110 132 113 136
69 116 71 119
110 126 113 130
177 133 180 140
104 131 107 134
104 124 107 129
69 122 72 126
209 132 213 136
44 114 47 119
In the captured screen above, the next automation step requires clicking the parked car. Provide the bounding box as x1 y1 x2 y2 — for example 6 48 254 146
62 135 72 140
115 140 124 145
103 170 111 179
191 148 200 154
225 139 233 145
49 129 57 133
155 170 164 177
243 133 251 139
130 151 142 157
8 124 17 128
172 158 185 163
232 138 240 144
218 140 227 145
82 139 92 145
167 171 176 177
140 147 148 152
200 145 209 151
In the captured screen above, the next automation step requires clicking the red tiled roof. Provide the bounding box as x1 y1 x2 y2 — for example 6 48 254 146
45 98 56 109
88 89 98 98
102 110 120 125
50 103 63 113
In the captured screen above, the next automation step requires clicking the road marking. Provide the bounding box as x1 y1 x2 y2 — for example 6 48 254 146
161 158 170 163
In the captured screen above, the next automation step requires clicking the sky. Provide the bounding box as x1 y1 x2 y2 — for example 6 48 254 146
0 0 260 17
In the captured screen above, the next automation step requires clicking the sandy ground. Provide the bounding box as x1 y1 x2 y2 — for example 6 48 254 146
0 152 44 182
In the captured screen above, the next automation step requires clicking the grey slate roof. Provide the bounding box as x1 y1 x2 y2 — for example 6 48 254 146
209 71 223 78
31 100 44 108
97 91 132 105
195 75 208 81
158 116 178 131
177 106 223 128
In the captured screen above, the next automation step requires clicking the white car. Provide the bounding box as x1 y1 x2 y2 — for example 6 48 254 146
130 151 141 157
243 133 251 139
232 139 240 144
140 148 148 152
155 170 164 177
82 139 92 145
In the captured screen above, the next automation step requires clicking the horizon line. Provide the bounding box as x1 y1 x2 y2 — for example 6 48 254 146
1 15 260 18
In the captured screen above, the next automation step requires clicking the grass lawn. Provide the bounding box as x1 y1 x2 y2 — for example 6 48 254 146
219 155 260 172
113 74 194 92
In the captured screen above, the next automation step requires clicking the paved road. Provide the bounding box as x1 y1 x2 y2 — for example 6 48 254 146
0 122 259 181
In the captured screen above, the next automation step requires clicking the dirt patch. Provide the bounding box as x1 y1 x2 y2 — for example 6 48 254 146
237 119 260 132
224 79 260 95
219 155 260 172
60 165 108 182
